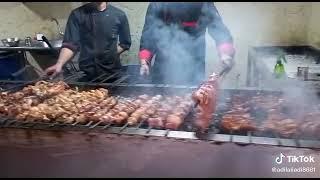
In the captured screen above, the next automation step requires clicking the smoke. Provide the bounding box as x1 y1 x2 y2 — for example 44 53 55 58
257 50 320 120
144 3 208 85
154 25 204 85
278 76 319 118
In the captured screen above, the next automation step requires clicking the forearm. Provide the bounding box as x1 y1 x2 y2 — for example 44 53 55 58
117 45 126 55
205 2 234 57
56 48 75 67
138 3 157 64
217 42 235 75
118 12 131 55
217 42 235 58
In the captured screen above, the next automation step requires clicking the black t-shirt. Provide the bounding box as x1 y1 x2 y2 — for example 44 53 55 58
62 3 131 71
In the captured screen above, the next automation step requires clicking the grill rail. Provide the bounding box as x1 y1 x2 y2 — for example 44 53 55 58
1 118 319 149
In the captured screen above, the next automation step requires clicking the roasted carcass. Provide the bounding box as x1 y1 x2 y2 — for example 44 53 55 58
192 73 219 132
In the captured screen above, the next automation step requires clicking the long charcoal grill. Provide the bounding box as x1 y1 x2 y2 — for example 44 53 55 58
0 77 320 150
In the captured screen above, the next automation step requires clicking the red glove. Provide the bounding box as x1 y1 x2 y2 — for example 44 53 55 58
139 49 152 76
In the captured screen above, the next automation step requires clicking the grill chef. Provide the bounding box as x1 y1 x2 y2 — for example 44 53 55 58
45 2 131 82
139 2 235 85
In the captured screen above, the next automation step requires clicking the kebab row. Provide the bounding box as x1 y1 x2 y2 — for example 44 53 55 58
220 94 320 139
2 80 318 139
0 81 193 130
0 81 70 117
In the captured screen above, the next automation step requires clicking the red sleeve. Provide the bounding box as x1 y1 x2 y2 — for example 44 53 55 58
139 3 157 63
139 49 153 63
217 42 235 57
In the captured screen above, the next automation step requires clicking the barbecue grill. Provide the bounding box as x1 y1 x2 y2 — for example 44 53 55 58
1 71 320 150
62 65 152 84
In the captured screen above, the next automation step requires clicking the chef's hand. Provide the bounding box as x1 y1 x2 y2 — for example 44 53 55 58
217 54 234 80
44 63 62 79
117 45 125 55
221 54 234 71
140 59 150 76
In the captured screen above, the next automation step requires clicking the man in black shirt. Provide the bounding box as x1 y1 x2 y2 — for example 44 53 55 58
45 2 131 82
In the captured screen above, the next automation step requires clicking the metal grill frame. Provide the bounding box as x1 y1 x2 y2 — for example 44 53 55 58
0 80 320 149
0 118 319 149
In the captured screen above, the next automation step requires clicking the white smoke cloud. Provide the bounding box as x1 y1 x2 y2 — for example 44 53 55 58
143 5 208 85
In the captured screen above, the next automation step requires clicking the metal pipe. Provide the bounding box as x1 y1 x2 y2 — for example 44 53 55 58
100 72 121 83
89 72 110 83
50 18 64 37
108 74 130 89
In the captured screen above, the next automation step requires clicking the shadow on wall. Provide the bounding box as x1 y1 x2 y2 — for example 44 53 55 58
23 2 85 19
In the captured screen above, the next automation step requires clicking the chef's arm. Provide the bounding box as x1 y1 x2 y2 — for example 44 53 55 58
205 2 235 70
45 10 80 77
58 10 80 67
117 46 124 55
139 2 158 65
45 47 75 77
55 48 75 67
118 12 131 55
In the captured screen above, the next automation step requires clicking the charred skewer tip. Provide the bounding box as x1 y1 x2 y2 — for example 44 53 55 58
85 121 93 126
119 122 129 132
146 126 152 134
72 121 79 126
90 121 102 129
164 129 170 137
